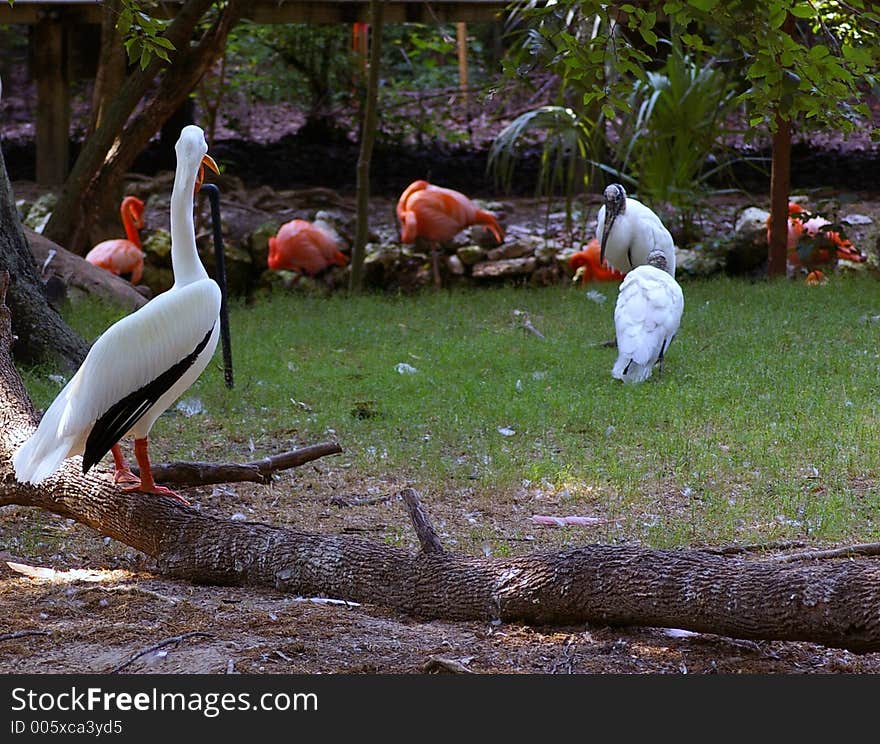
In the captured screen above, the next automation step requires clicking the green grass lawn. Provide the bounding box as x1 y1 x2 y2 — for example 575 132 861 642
19 276 880 548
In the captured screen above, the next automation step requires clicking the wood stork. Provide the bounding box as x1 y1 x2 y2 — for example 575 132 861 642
13 125 224 503
396 180 503 286
268 219 348 276
85 196 146 284
597 184 676 277
612 248 684 384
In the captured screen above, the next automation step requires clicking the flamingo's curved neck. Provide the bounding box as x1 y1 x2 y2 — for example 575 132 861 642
170 159 207 287
121 201 141 248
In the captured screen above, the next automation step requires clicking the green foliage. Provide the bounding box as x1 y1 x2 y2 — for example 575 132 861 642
513 0 880 136
224 22 355 116
487 105 593 201
117 0 174 70
602 39 742 227
376 23 499 147
24 279 880 548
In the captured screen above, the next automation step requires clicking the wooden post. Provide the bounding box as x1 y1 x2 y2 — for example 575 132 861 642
34 13 70 186
456 22 469 110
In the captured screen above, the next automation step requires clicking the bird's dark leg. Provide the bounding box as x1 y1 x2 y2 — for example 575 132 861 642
111 444 140 485
122 437 191 506
656 339 668 376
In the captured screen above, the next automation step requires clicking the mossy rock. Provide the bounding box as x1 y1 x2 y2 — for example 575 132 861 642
23 193 58 233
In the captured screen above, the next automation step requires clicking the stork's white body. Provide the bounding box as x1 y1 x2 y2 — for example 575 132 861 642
13 126 220 485
612 263 683 384
597 197 676 276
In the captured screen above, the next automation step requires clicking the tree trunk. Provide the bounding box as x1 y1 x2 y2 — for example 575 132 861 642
2 278 880 652
768 114 792 278
349 0 384 294
43 0 243 256
88 0 126 137
0 143 88 370
767 14 795 279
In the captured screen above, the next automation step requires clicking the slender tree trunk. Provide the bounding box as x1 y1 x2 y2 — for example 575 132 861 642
767 13 795 279
0 144 88 369
2 277 880 653
43 0 243 256
89 0 126 137
349 0 384 293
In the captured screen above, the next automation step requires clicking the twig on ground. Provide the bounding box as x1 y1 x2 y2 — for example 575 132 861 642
512 309 545 340
767 542 880 563
0 630 50 642
330 493 392 507
109 632 215 674
701 540 808 556
77 584 180 605
401 488 444 554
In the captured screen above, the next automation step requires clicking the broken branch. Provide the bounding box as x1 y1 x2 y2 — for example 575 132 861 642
134 442 343 486
401 487 444 554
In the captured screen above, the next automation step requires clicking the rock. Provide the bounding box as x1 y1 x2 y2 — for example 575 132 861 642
472 257 536 279
23 192 58 233
143 229 172 267
248 221 280 271
139 264 175 294
470 224 505 249
842 214 873 226
456 245 485 266
728 206 770 275
528 264 563 286
446 254 465 276
199 237 252 297
533 240 558 265
675 244 727 277
312 217 346 250
487 242 533 261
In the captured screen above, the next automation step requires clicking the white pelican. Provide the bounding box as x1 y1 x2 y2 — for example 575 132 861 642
13 125 223 503
597 184 676 276
612 248 684 384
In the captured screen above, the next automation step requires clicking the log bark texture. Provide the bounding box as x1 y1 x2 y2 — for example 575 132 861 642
2 276 880 651
27 228 148 312
0 145 89 369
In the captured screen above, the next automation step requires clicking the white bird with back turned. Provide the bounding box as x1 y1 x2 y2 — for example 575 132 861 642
13 125 223 502
612 248 683 383
597 183 676 276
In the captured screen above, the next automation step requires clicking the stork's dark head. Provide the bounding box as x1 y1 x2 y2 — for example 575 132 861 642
604 184 627 216
600 184 628 264
647 248 667 272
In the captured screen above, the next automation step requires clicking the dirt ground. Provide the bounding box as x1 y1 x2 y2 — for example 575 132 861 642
5 459 880 676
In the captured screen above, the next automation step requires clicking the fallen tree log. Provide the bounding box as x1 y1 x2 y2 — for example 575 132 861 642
26 228 149 312
2 274 880 652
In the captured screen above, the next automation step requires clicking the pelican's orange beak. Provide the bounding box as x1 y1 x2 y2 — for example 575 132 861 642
195 154 220 194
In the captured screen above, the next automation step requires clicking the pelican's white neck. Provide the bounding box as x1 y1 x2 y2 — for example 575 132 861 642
170 156 208 287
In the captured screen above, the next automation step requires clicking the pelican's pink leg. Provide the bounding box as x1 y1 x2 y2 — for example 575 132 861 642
111 444 140 486
121 437 191 506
